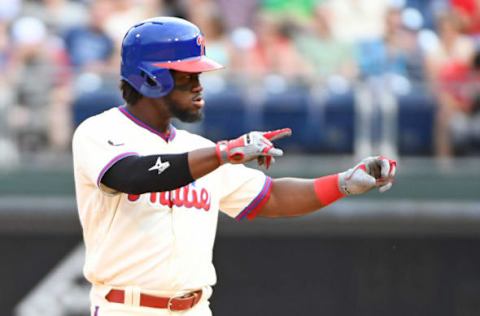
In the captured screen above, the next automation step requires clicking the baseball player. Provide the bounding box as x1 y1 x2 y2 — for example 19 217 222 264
72 17 397 316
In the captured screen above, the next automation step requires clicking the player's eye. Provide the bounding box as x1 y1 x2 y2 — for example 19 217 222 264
182 74 195 81
174 73 200 87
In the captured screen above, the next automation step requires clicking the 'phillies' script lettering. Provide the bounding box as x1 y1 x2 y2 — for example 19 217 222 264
127 184 211 211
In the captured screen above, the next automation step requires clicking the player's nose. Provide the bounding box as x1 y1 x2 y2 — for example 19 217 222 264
192 81 203 93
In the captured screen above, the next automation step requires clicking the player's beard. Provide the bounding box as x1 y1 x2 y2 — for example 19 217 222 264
165 98 203 123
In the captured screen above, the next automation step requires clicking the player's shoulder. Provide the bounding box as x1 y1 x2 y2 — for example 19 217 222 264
73 107 122 141
174 129 215 147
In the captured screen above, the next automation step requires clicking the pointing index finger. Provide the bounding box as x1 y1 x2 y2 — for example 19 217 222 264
263 128 292 141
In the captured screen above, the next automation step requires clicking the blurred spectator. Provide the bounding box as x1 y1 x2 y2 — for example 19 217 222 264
425 13 476 156
397 7 427 81
355 6 425 83
103 0 163 45
450 0 480 37
325 0 390 43
235 11 312 82
0 17 15 104
22 0 88 35
443 51 480 154
63 0 115 72
0 18 18 164
8 16 72 152
260 0 321 22
0 20 13 84
215 0 258 30
293 3 357 83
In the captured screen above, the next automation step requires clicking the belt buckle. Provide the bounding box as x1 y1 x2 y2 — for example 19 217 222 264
167 296 175 312
167 291 197 312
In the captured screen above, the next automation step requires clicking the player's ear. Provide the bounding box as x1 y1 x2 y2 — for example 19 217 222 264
120 80 143 106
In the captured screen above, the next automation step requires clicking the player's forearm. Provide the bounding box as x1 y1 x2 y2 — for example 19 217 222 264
257 177 344 218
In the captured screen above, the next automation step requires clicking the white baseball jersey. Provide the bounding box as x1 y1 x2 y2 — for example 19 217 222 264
72 106 271 294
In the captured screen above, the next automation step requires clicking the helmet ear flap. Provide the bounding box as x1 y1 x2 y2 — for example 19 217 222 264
141 71 158 87
137 67 174 98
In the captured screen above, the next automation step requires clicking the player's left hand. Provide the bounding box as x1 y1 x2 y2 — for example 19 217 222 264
338 156 397 195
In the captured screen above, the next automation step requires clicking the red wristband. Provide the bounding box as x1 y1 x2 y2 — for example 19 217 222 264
313 174 345 206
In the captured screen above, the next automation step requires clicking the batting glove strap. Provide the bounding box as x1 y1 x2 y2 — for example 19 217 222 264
215 141 229 165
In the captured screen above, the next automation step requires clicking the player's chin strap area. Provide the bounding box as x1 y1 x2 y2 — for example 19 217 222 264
105 289 203 311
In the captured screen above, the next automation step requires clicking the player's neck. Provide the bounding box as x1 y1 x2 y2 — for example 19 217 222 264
125 102 171 134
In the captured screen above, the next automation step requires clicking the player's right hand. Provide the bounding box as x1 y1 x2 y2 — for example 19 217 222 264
338 156 397 195
216 128 292 169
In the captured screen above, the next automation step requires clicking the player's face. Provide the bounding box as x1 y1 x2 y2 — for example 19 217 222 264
164 71 204 122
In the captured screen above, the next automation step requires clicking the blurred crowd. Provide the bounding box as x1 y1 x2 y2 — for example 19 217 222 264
0 0 480 158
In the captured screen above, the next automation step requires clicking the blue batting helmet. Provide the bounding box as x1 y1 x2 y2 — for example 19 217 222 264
120 17 223 98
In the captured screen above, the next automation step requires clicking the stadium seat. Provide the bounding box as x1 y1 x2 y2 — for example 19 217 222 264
314 90 355 154
72 88 123 127
259 85 311 152
396 87 437 155
202 84 251 141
